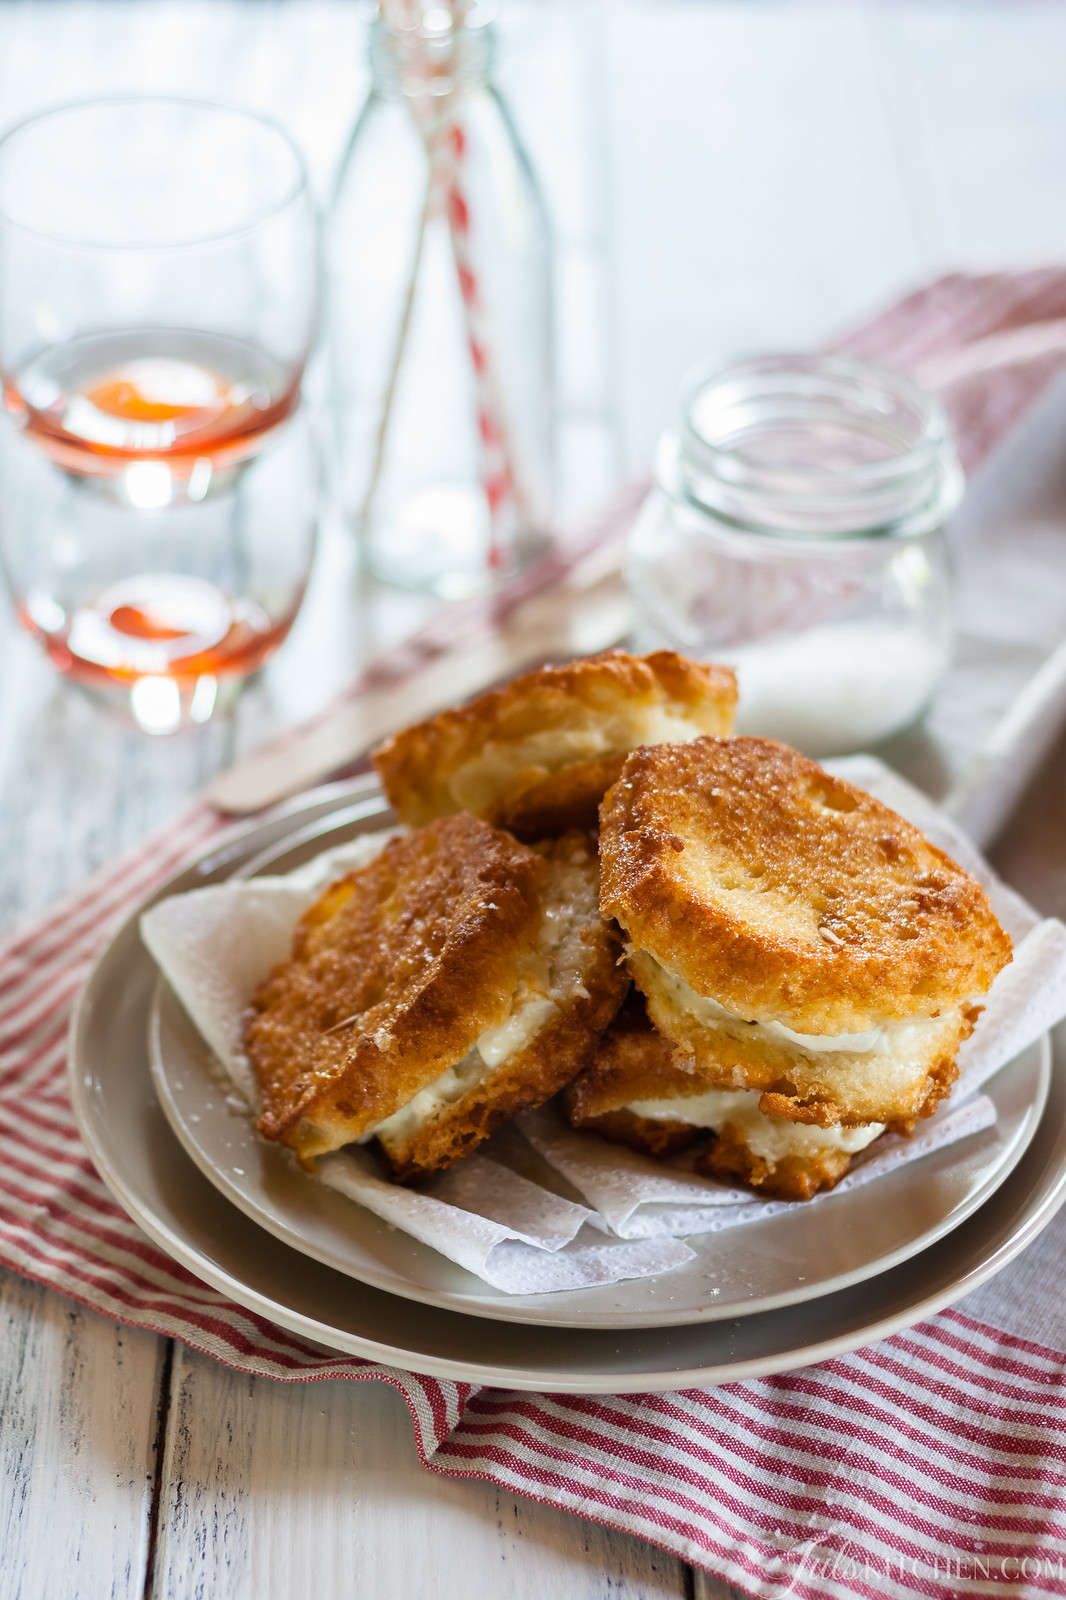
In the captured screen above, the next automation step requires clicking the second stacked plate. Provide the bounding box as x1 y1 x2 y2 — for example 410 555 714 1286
65 776 1064 1386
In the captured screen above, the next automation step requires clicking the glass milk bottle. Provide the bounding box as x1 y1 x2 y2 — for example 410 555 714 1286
627 354 963 756
328 3 554 598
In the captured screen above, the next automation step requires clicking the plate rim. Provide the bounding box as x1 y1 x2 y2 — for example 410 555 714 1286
66 776 1066 1391
72 1023 1066 1391
144 791 1051 1330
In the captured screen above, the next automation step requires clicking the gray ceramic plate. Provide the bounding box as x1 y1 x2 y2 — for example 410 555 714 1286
142 782 1050 1331
67 779 1066 1388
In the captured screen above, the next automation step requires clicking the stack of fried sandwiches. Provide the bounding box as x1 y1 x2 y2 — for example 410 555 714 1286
244 649 1012 1200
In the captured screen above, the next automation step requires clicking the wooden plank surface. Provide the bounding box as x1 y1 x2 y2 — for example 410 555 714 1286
152 1348 687 1600
0 1274 164 1600
0 1 1062 1596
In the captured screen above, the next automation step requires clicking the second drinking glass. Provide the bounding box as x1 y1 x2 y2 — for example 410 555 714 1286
0 97 319 732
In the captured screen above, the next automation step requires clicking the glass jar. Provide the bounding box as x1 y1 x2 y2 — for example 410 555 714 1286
328 3 554 598
627 353 963 756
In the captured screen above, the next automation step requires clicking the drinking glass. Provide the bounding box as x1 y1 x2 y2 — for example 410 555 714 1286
0 97 319 732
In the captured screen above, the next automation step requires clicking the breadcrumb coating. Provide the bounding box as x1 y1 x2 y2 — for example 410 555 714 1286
599 736 1012 1033
376 834 628 1180
373 649 737 841
247 824 627 1180
634 947 980 1128
695 1127 856 1202
563 999 699 1159
565 1000 884 1199
247 814 544 1163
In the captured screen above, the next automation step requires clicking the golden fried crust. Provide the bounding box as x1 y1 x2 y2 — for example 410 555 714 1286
571 1108 698 1160
378 938 629 1180
563 1002 875 1194
638 955 978 1126
563 997 695 1118
246 815 545 1160
695 1129 855 1201
600 737 1012 1032
376 839 630 1181
881 1041 968 1135
491 752 629 842
563 998 701 1156
372 650 737 836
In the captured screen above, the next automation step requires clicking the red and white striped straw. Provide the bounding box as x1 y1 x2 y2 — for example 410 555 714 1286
377 0 523 569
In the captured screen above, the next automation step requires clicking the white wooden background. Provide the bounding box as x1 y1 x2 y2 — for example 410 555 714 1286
2 2 1066 1595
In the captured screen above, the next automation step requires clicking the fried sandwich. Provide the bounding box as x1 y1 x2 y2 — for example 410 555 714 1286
246 813 628 1182
598 737 1012 1135
372 649 737 842
564 998 886 1199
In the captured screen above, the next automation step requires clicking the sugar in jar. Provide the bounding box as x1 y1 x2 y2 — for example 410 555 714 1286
626 353 963 756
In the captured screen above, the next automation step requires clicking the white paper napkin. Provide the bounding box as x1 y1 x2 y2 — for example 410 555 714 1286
141 831 695 1294
140 761 1066 1294
316 1148 693 1293
518 1096 999 1239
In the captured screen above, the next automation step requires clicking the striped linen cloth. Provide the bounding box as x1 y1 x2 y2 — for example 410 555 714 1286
4 270 1066 1600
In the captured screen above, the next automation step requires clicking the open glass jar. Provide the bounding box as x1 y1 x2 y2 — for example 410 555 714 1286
626 354 963 756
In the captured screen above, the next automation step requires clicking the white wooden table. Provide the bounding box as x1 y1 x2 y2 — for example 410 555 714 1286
3 2 1066 1593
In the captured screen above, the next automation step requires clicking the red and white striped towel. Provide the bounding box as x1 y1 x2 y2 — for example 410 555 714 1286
4 271 1066 1600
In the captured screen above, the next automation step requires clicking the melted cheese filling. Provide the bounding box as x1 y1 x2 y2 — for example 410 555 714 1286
644 954 952 1058
369 846 599 1147
449 706 702 815
365 996 558 1148
624 1087 885 1162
